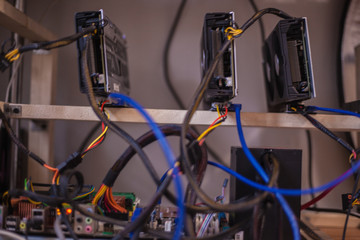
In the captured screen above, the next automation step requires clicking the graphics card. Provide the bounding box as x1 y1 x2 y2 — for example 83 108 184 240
201 12 237 109
75 9 130 97
263 18 315 112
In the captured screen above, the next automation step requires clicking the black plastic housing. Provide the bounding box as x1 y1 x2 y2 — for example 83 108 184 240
201 12 237 109
75 9 130 97
230 148 302 240
263 18 315 112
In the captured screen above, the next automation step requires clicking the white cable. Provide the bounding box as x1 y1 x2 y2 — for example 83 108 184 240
0 55 23 129
0 229 26 240
198 213 215 237
54 215 66 240
5 55 23 103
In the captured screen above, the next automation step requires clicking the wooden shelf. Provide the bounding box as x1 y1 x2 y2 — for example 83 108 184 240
1 101 360 131
302 210 360 239
0 0 56 41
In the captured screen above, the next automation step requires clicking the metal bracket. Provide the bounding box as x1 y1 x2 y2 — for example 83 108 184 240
4 103 22 117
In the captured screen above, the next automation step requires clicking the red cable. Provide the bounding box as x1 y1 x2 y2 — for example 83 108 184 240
199 107 228 146
301 186 336 210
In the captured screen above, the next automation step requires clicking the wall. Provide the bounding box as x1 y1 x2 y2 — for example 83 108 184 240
18 0 353 209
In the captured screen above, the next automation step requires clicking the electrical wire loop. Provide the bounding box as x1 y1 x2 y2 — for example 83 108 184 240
225 27 243 40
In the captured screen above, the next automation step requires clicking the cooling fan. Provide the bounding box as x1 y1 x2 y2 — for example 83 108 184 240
263 18 315 112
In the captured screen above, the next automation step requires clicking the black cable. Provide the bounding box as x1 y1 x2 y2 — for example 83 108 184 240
104 125 207 209
335 0 356 163
161 0 227 168
8 189 65 207
298 108 354 153
58 170 84 200
112 174 173 239
109 125 206 181
238 8 292 34
0 108 45 166
101 124 208 219
306 207 360 218
337 0 352 108
97 119 268 217
80 38 160 190
163 0 187 110
306 130 316 205
59 206 79 240
80 40 185 236
188 141 279 212
299 220 323 240
342 170 360 240
92 158 276 240
18 25 97 53
180 40 232 199
179 8 291 210
248 0 265 43
130 228 141 240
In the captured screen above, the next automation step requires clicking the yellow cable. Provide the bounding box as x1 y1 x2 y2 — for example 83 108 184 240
25 180 42 205
28 198 42 205
2 191 8 200
225 27 243 40
167 162 180 176
9 53 20 62
30 181 35 192
83 112 110 157
216 105 221 117
87 125 108 149
45 40 71 49
62 203 71 208
349 153 354 163
92 185 108 205
74 186 95 200
5 49 19 59
197 122 223 142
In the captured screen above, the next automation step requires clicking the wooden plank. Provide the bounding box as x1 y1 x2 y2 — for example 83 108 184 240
0 0 56 41
27 50 57 183
302 211 360 239
1 102 360 131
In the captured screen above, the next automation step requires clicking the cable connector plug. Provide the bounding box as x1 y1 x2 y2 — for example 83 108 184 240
56 152 82 174
304 105 317 114
0 53 10 72
186 140 203 166
223 178 229 188
232 104 242 111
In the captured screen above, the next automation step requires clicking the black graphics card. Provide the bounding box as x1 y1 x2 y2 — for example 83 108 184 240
75 9 130 97
201 12 237 109
263 18 315 112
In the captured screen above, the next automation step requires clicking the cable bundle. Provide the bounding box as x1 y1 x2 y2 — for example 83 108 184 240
2 5 360 240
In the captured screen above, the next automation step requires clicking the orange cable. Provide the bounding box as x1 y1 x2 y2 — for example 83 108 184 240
107 188 127 213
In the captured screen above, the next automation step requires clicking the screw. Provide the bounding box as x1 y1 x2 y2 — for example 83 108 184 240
13 108 20 114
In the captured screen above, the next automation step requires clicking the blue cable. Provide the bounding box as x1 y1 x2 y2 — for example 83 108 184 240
234 104 299 240
307 105 360 118
109 93 184 240
275 193 299 238
208 160 359 196
234 105 269 182
157 169 170 205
